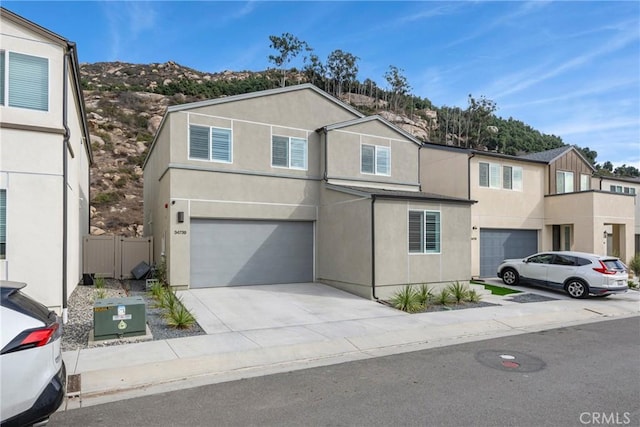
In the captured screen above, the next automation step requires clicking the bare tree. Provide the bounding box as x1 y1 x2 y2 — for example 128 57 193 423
384 65 411 112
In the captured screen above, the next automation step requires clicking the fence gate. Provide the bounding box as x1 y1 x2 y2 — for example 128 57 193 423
83 235 153 279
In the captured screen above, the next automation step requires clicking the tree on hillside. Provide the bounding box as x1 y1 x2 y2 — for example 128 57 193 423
303 53 326 89
575 146 598 165
268 33 311 88
466 94 497 148
326 49 359 98
613 164 640 177
384 65 411 112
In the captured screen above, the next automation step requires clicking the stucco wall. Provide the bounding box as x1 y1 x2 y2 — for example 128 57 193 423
0 17 90 311
373 199 472 299
317 187 372 298
325 120 420 188
545 191 634 260
419 146 469 199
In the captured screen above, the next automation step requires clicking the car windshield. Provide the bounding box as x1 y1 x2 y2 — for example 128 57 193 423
602 259 626 272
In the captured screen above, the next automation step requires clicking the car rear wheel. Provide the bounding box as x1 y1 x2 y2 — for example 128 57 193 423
565 279 588 298
501 268 519 286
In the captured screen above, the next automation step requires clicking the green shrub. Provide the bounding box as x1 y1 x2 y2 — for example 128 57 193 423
628 254 640 276
92 191 121 205
94 288 107 300
447 281 469 304
390 285 422 313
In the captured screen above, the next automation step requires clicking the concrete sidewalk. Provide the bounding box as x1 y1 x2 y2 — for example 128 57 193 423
60 284 640 411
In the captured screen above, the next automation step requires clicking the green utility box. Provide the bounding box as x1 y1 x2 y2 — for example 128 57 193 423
93 296 146 340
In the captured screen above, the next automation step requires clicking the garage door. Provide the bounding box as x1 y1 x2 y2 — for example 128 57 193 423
479 229 538 278
190 219 313 287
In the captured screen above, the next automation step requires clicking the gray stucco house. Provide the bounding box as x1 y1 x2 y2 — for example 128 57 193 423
143 84 473 299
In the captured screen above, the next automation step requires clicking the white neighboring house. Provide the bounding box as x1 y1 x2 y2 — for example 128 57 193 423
0 7 92 317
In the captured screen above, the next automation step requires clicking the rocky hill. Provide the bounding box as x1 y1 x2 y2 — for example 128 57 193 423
82 61 438 236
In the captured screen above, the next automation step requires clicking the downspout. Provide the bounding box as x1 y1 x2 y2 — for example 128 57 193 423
371 195 377 300
323 128 329 181
467 152 475 200
61 47 71 323
418 145 422 192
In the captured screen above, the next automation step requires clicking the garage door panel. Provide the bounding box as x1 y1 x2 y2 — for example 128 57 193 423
480 229 537 278
190 219 313 287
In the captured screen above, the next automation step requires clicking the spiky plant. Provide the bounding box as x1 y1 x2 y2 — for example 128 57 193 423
148 280 165 299
437 288 452 305
166 301 196 329
94 276 105 289
390 285 422 313
417 284 433 306
159 288 179 311
447 281 469 304
467 289 482 303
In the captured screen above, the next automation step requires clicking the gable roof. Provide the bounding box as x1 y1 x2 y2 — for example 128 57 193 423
1 7 93 164
319 115 423 147
517 145 573 162
166 83 365 117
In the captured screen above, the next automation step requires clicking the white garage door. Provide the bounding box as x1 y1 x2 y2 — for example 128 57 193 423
480 229 538 278
190 219 314 288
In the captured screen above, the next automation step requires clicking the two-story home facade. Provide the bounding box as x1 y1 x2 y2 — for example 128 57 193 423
421 144 635 278
0 8 92 315
143 84 473 299
595 175 640 253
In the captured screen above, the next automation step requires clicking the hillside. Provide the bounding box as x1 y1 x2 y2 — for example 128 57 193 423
82 61 442 236
82 61 611 237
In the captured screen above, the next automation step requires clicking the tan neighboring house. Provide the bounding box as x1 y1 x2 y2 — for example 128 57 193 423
0 8 92 315
421 144 636 278
594 175 640 254
143 84 473 299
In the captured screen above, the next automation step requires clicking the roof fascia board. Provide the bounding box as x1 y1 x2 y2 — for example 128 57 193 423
322 115 422 147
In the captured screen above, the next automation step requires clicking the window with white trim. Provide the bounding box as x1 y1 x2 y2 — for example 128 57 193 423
580 174 591 191
361 144 390 176
0 189 6 259
610 185 636 195
556 171 574 193
272 135 307 170
480 162 522 190
408 210 441 254
0 51 49 111
189 125 232 162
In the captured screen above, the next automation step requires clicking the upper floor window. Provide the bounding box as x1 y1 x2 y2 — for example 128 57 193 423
408 210 440 254
580 174 591 191
272 135 307 170
556 170 574 193
0 189 6 259
189 125 232 163
361 144 390 176
0 51 49 111
610 185 636 195
480 162 522 190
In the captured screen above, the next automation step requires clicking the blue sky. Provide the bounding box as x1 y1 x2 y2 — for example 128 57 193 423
4 1 639 169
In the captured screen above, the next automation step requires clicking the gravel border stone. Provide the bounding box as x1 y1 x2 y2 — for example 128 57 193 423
62 279 204 352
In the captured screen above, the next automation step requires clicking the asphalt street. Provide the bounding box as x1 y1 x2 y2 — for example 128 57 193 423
51 317 639 427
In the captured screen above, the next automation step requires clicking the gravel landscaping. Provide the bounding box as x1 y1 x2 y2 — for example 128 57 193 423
62 279 204 352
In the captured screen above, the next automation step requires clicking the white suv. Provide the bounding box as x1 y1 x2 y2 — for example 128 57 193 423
497 251 628 298
1 281 65 426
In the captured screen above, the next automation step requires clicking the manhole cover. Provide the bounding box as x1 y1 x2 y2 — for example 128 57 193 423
475 350 545 372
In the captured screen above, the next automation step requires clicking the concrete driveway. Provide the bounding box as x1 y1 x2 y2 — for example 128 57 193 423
178 282 407 337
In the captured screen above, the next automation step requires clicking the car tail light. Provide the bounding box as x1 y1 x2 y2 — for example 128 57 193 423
593 260 617 275
0 322 60 355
